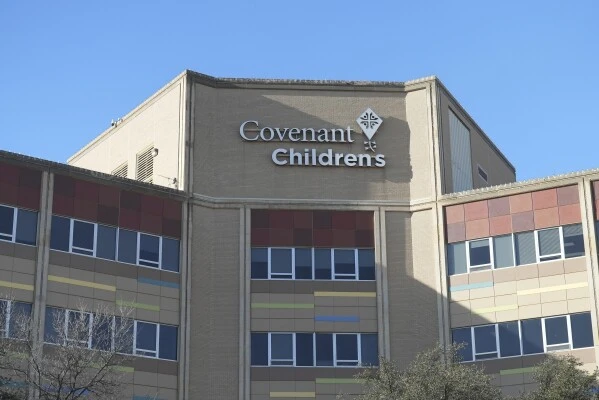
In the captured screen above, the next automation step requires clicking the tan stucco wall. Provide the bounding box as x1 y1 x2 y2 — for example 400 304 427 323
68 77 185 189
191 81 434 202
188 205 240 399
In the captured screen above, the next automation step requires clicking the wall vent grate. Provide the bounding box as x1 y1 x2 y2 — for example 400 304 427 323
136 146 154 183
112 163 128 178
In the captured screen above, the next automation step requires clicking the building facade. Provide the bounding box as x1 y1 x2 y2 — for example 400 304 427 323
0 70 598 399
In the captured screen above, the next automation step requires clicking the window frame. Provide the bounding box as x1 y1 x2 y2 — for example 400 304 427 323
268 248 295 280
542 315 572 352
64 309 93 348
332 249 359 280
465 237 494 272
268 332 296 366
535 226 565 263
137 232 162 269
0 204 38 246
471 324 499 360
70 218 97 257
133 320 159 358
334 333 361 366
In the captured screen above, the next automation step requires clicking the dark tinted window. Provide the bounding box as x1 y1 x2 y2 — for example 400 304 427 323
469 239 491 267
315 333 333 366
161 237 180 272
159 325 178 360
271 249 292 278
118 229 137 264
270 333 293 365
358 249 375 281
452 327 472 361
314 249 331 280
447 242 467 275
544 316 569 347
360 333 378 366
251 248 268 279
521 318 543 355
251 333 268 366
15 209 37 245
44 306 62 344
515 231 536 266
136 322 157 355
114 317 133 354
334 249 355 278
296 333 314 366
139 234 160 267
563 224 584 258
0 206 14 240
96 225 116 260
493 235 514 268
9 302 31 339
474 325 497 359
92 314 112 351
538 228 561 261
336 334 358 365
50 215 71 252
498 321 521 357
72 220 95 255
67 311 90 343
295 249 312 279
571 313 593 349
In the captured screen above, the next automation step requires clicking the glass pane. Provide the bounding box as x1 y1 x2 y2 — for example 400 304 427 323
469 239 491 267
538 228 561 257
139 234 160 266
295 249 312 280
521 319 543 355
563 224 584 259
50 215 71 252
515 231 536 266
544 316 569 346
118 229 137 264
161 237 180 272
91 314 112 351
96 224 116 260
9 302 31 339
67 311 90 343
452 328 472 361
358 249 375 281
251 248 268 279
474 325 497 355
571 313 593 349
0 206 14 239
159 325 178 360
336 334 358 363
334 249 355 276
72 220 95 253
270 249 292 277
498 321 521 357
44 307 62 344
447 242 467 275
314 249 332 280
360 333 378 366
0 301 8 335
251 333 268 366
295 333 314 366
15 209 37 245
114 317 133 354
270 333 293 363
315 333 333 366
136 322 157 352
493 235 514 268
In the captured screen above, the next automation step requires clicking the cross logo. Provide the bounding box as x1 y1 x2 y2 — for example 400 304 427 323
356 108 383 152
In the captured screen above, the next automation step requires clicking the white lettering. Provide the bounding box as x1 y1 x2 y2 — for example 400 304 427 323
272 149 288 165
239 120 259 141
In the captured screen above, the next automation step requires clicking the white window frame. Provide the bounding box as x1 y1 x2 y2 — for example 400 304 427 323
535 226 564 263
70 218 97 257
332 249 358 280
466 238 494 272
137 232 162 269
495 320 523 358
334 333 361 366
268 248 294 279
472 324 499 360
268 332 295 366
133 320 159 358
542 315 572 352
65 309 93 348
0 204 17 242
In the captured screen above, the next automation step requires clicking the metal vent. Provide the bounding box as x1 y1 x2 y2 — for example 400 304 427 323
136 147 154 183
112 163 128 178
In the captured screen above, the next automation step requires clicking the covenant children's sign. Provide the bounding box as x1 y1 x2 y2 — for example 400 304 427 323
238 108 386 168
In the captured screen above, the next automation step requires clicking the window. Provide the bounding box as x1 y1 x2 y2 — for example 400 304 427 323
452 327 473 362
563 224 584 258
473 325 497 360
0 205 38 246
448 110 473 192
96 225 117 260
521 318 543 355
161 237 180 272
135 321 158 357
544 316 569 351
0 300 32 339
314 249 332 280
536 228 562 262
66 310 92 347
515 231 536 266
251 333 378 367
71 220 96 256
50 215 70 251
270 249 293 279
118 228 138 264
295 249 312 279
358 249 375 281
493 235 514 268
468 239 492 270
571 313 593 349
498 321 521 357
334 249 357 280
158 325 178 360
139 233 160 268
447 242 467 275
251 248 268 279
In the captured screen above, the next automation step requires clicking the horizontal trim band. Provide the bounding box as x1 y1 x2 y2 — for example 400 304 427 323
315 315 359 322
450 282 493 292
0 280 34 291
315 378 364 384
473 304 518 314
517 282 588 296
499 367 536 375
116 299 160 312
48 275 116 292
252 303 314 309
138 277 180 289
270 392 315 398
314 291 376 298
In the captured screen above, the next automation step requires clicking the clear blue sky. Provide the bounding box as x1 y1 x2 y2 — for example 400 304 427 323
1 1 597 181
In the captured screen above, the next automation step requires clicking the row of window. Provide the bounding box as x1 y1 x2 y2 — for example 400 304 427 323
251 332 378 367
452 312 593 362
251 248 375 281
44 307 178 361
50 215 180 272
0 204 38 246
447 224 584 275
